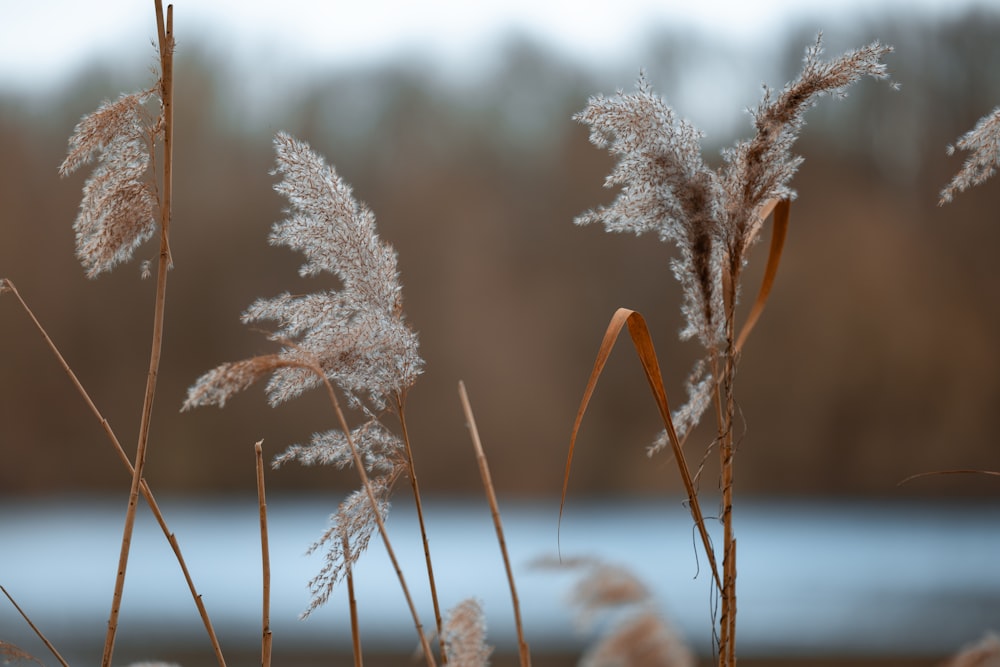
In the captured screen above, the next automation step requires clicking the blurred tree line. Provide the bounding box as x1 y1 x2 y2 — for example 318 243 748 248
1 10 998 499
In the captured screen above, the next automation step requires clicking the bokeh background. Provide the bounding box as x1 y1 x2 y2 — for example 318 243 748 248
2 1 999 666
2 2 999 499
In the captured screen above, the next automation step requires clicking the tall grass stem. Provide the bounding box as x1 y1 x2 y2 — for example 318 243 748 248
459 381 531 667
101 4 174 664
255 441 273 667
2 279 226 666
396 392 446 660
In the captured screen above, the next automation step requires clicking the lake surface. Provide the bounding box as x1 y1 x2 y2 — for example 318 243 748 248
1 495 998 663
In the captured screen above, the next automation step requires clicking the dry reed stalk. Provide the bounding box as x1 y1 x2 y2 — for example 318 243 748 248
0 280 226 666
344 536 363 667
395 393 447 660
0 586 70 667
458 381 531 667
102 4 175 664
255 441 273 667
313 363 437 667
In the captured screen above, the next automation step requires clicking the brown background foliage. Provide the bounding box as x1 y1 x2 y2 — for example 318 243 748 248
2 12 999 500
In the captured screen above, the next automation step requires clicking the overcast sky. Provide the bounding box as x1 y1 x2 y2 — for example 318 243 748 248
2 0 997 141
2 0 996 93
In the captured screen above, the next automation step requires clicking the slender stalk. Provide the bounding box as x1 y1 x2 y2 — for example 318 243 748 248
395 391 446 662
1 586 70 667
345 536 363 667
102 4 174 665
716 299 739 667
255 441 272 667
314 368 436 667
2 279 226 666
458 381 531 667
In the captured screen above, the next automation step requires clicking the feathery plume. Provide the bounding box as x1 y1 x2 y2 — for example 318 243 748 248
184 132 423 614
942 633 1000 667
940 106 1000 204
303 478 395 615
536 556 692 667
559 557 652 631
59 87 161 278
442 598 493 667
244 132 422 409
271 418 404 473
575 33 893 436
183 132 423 410
579 611 694 667
182 354 296 410
0 641 43 666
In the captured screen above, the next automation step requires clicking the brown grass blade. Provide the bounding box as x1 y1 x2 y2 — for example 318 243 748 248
561 308 722 593
735 198 790 354
898 469 1000 485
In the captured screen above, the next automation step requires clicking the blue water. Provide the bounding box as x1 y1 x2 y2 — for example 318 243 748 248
1 496 998 660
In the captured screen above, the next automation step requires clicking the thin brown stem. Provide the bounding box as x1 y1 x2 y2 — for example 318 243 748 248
716 332 738 667
102 4 174 665
1 586 70 667
2 279 226 667
345 536 363 667
255 441 273 667
314 369 436 667
395 391 446 662
725 537 737 667
458 381 531 667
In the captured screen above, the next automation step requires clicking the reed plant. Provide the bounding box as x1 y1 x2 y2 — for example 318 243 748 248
563 35 894 666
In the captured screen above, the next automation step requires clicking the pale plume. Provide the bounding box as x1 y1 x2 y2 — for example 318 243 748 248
942 633 1000 667
940 106 1000 204
59 87 161 278
304 478 395 614
579 611 693 667
183 132 423 615
183 132 423 411
535 556 693 667
575 34 893 441
0 641 43 666
442 598 493 667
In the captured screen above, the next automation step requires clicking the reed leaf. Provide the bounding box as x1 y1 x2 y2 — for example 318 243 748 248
561 307 722 593
735 198 791 353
